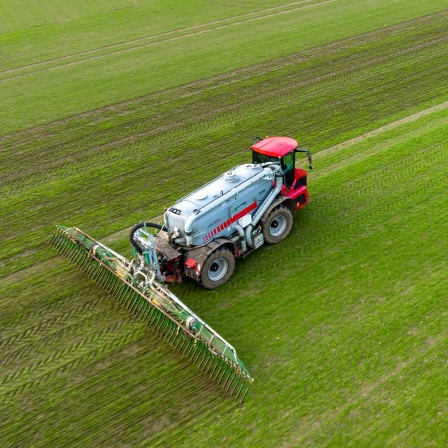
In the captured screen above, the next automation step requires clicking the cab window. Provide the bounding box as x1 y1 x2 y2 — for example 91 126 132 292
283 152 294 171
252 152 278 165
282 152 295 187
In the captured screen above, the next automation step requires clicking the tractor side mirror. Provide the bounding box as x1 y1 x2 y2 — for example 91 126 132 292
295 149 313 170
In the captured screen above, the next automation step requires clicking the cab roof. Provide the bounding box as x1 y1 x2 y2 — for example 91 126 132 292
250 136 298 158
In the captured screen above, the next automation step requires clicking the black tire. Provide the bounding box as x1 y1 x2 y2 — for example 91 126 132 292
262 205 293 244
130 222 165 254
199 247 235 289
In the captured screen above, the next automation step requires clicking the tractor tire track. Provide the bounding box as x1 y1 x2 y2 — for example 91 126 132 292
314 102 448 178
303 143 447 255
316 101 448 161
0 0 336 82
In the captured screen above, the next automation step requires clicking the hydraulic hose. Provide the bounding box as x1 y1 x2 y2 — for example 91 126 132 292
129 222 167 254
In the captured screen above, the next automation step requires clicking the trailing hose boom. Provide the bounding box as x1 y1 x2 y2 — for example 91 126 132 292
50 226 253 399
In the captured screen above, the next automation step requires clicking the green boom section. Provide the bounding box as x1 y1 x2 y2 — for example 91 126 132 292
50 226 253 400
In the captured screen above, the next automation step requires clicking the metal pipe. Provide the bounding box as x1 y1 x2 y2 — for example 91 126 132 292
245 173 283 248
233 224 247 252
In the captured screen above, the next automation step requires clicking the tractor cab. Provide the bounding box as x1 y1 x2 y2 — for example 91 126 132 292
251 136 312 189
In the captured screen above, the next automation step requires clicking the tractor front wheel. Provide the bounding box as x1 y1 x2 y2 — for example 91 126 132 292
263 205 293 244
200 247 235 289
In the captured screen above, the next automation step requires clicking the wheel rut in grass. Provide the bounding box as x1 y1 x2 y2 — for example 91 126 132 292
316 100 448 161
0 0 336 81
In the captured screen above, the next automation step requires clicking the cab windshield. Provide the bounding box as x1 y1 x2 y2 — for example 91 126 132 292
252 152 279 165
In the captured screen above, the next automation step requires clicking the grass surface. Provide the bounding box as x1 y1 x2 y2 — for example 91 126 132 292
1 1 447 446
1 0 447 133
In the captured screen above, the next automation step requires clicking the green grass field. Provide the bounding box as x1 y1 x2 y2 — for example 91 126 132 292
1 0 447 446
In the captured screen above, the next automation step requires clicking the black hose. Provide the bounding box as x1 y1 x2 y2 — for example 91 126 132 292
129 222 166 254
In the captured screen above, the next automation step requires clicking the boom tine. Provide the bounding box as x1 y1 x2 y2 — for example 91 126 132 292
97 267 109 286
184 339 196 357
234 376 245 400
201 353 213 374
190 343 203 363
116 283 128 305
123 288 134 309
151 308 164 330
130 295 141 315
209 358 222 379
142 300 153 320
146 306 159 326
135 297 147 319
108 274 121 295
205 357 220 377
230 372 243 396
160 316 174 337
166 325 180 345
153 312 166 333
213 359 227 382
159 320 173 338
135 296 146 317
205 353 219 375
217 362 230 385
199 350 212 371
179 336 191 354
195 344 208 364
157 316 168 334
224 367 237 392
239 380 252 403
135 299 147 320
174 332 188 351
160 317 173 336
195 346 208 367
164 321 178 341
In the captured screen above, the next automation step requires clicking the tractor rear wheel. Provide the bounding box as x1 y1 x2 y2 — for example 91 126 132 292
200 247 235 289
263 205 293 244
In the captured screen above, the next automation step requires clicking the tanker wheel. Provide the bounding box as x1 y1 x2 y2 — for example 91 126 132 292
263 205 293 244
200 247 235 289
